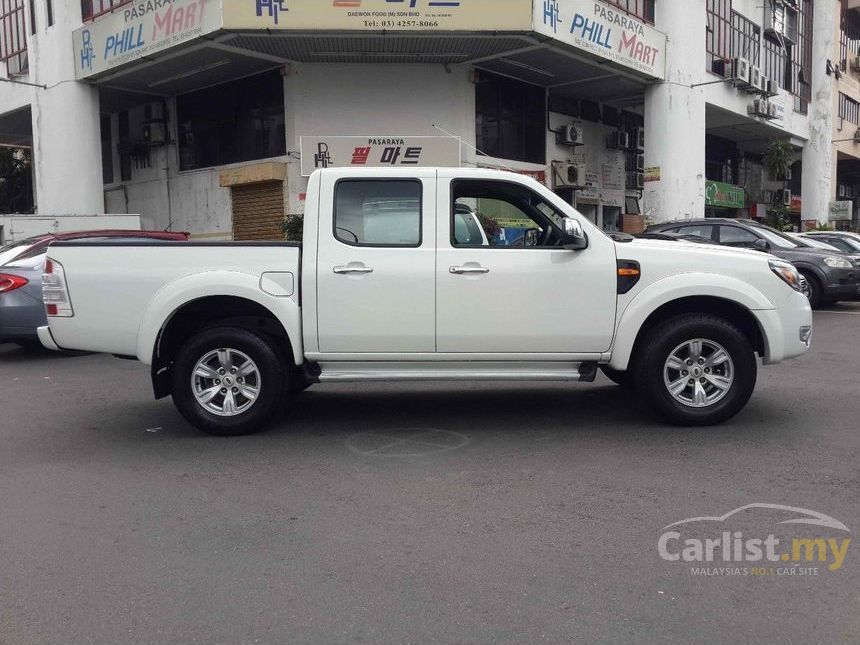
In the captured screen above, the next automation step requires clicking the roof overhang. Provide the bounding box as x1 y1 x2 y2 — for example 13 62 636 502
75 0 666 97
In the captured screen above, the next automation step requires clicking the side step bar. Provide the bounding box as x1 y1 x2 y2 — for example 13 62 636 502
314 361 598 383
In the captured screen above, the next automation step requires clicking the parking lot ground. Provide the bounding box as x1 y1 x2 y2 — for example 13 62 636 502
0 304 858 645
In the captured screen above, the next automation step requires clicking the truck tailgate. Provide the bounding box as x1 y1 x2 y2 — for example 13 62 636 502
45 242 300 357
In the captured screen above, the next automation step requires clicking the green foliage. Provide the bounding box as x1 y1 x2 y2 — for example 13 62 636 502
812 222 834 231
763 140 794 181
282 214 303 241
765 204 792 232
0 147 34 214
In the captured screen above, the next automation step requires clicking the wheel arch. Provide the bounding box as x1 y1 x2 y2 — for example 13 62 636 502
608 277 773 371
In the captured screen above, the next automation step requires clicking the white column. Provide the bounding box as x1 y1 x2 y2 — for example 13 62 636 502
642 0 706 222
801 0 838 225
29 0 104 214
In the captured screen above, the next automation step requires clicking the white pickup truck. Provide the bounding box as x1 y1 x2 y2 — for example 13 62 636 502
38 168 812 435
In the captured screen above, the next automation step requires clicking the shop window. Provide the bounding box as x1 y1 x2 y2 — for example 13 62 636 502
334 180 422 247
839 93 860 125
475 71 545 165
176 70 286 172
100 115 113 184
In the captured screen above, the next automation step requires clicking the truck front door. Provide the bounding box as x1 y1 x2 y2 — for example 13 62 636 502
316 170 436 353
435 175 617 353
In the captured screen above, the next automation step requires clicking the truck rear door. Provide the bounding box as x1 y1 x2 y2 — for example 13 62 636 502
315 169 436 353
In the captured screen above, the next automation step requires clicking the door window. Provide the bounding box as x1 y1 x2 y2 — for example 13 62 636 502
451 180 566 248
718 225 759 248
334 180 422 247
673 224 714 241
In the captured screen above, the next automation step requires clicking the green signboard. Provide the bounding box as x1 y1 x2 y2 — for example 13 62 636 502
705 180 745 209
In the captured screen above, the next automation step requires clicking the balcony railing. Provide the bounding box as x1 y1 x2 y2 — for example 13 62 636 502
81 0 132 21
0 0 27 75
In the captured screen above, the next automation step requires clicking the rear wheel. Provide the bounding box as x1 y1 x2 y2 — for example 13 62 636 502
633 314 757 426
171 326 287 436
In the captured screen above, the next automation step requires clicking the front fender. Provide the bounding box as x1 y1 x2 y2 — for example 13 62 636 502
607 273 776 371
135 270 303 366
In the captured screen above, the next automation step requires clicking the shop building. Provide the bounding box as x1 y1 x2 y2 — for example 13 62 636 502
0 0 848 237
832 0 860 229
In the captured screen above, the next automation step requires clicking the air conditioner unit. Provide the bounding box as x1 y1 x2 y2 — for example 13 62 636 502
634 127 645 152
854 127 860 144
606 131 630 150
765 79 780 97
767 102 779 119
838 184 848 198
759 74 769 95
748 99 770 118
556 124 583 147
851 56 860 72
728 57 751 88
635 154 645 171
142 122 167 145
553 162 587 189
748 66 762 93
635 172 645 189
775 189 792 207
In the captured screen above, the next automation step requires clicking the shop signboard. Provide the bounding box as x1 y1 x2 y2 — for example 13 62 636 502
72 0 221 78
300 136 460 176
533 0 667 79
829 200 853 221
705 180 745 209
223 0 531 31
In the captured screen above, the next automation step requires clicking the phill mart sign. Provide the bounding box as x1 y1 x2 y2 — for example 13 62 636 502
534 0 666 78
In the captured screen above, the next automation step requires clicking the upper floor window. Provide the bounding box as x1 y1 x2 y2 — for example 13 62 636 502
80 0 131 21
0 0 28 75
603 0 655 24
475 71 545 165
762 0 812 114
707 2 761 76
176 69 286 171
839 93 860 125
840 4 860 71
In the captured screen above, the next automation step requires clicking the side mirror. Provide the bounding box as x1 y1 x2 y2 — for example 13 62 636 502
561 218 588 250
753 238 770 252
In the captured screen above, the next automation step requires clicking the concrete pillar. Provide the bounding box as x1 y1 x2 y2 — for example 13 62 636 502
29 0 104 214
642 0 706 222
802 0 838 225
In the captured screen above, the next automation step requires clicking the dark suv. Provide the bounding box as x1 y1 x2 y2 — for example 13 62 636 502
645 218 859 308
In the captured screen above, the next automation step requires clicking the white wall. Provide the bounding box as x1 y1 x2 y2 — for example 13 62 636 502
284 63 475 213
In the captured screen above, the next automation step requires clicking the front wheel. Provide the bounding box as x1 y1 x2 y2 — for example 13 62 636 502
171 326 288 436
633 314 757 426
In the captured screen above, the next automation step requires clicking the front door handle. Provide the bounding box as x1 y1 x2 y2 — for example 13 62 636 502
450 266 490 275
333 265 374 274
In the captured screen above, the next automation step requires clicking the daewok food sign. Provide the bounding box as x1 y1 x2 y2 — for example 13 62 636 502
534 0 667 79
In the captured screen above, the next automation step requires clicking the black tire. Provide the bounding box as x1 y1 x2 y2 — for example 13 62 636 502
633 314 757 426
600 365 636 389
171 326 288 436
800 272 822 309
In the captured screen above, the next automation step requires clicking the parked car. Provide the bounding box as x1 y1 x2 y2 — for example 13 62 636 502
37 168 812 434
645 218 859 308
799 231 860 265
0 230 188 348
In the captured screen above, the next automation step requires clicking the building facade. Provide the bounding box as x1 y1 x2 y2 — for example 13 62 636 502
0 0 853 238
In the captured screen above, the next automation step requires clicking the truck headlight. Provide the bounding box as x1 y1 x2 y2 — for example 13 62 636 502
823 256 852 269
768 259 802 292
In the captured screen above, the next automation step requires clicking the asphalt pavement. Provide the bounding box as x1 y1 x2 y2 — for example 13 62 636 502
0 304 858 645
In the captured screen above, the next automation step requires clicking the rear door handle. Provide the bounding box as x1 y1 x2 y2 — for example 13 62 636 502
450 266 490 275
333 265 373 274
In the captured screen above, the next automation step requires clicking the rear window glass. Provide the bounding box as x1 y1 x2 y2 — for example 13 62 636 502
334 180 422 247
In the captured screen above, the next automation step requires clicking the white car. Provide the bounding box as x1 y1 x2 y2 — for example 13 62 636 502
38 168 812 435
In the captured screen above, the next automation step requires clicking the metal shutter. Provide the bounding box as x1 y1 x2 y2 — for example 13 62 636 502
230 180 285 241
